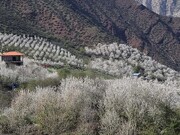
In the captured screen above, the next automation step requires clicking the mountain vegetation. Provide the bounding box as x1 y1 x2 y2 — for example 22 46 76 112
1 32 179 81
0 33 83 67
85 43 180 81
1 77 180 135
0 0 180 71
0 58 58 84
0 0 180 135
0 33 180 134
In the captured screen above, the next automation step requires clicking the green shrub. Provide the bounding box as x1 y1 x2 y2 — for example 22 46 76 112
20 78 60 90
58 67 114 79
58 68 71 79
133 65 141 73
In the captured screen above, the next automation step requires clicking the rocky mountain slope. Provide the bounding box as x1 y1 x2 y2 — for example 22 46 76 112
0 0 180 71
136 0 180 17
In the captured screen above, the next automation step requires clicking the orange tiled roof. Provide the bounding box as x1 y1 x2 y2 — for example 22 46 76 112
1 51 24 56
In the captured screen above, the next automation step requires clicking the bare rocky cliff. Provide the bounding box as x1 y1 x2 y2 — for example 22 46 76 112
136 0 180 17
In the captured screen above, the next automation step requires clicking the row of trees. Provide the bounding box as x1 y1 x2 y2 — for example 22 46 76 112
89 58 133 77
1 32 178 81
1 77 180 134
0 33 83 67
85 43 179 81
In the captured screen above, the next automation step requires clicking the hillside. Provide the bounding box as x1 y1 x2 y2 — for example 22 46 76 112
0 33 84 67
0 1 180 134
0 34 180 134
0 32 179 81
85 43 180 81
136 0 180 17
0 0 180 71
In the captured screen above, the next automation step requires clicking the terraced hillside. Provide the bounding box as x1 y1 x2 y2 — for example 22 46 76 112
0 33 83 67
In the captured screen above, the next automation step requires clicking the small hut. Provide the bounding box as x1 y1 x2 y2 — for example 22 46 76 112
0 51 24 66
